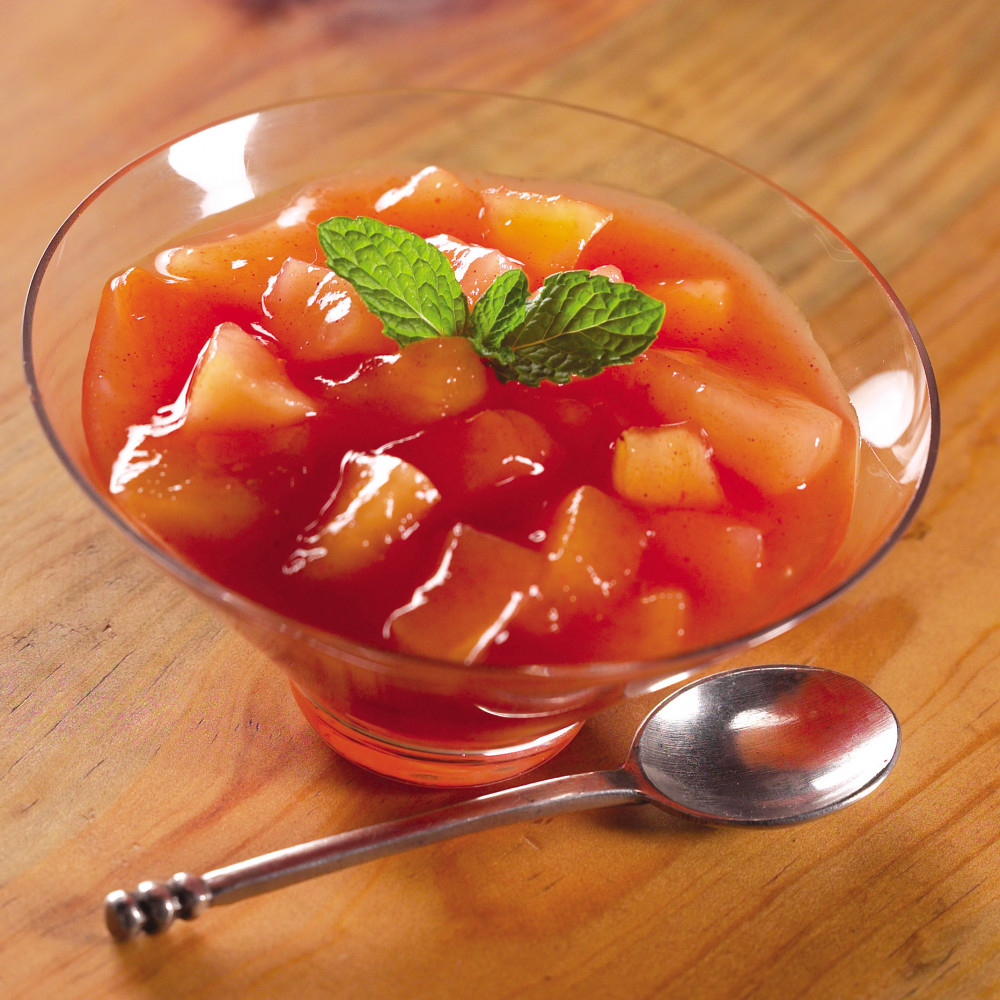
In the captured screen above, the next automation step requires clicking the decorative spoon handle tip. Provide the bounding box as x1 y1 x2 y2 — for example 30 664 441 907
104 873 212 941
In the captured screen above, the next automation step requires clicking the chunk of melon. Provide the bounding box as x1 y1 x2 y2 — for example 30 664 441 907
644 509 765 608
185 322 318 433
386 523 545 664
643 278 731 348
84 266 229 473
319 336 488 428
373 166 486 242
479 186 613 280
262 257 391 361
457 409 555 492
612 424 724 510
155 220 316 313
457 409 558 492
426 235 524 305
536 485 646 621
113 450 268 544
588 586 690 661
287 452 441 581
619 349 845 495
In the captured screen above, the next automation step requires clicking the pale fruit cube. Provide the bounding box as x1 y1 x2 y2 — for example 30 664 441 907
643 278 731 348
262 257 390 361
288 452 441 580
645 509 765 607
588 586 690 661
373 165 485 240
620 350 845 495
321 336 488 428
114 453 267 543
155 221 316 311
386 523 545 664
538 485 646 619
612 424 724 510
479 186 613 279
426 234 524 305
191 424 311 468
454 409 556 492
391 407 559 496
185 323 318 433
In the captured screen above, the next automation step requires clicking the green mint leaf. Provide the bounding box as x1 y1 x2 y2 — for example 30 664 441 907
469 268 528 363
317 216 468 345
487 271 664 386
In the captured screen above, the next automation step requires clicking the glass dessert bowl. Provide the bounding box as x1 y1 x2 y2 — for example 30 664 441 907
23 90 938 786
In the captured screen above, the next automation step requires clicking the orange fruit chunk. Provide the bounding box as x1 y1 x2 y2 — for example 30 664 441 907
479 186 613 281
320 336 488 429
612 424 724 510
262 257 391 361
620 349 844 495
386 523 545 663
185 323 317 433
288 452 441 581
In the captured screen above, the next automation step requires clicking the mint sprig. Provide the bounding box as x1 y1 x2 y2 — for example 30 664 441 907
316 215 664 385
468 267 527 364
483 271 665 386
317 216 469 345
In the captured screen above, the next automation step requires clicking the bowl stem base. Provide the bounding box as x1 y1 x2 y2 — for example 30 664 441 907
290 683 583 786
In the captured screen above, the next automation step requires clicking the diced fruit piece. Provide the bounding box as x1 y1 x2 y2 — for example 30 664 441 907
479 186 613 280
185 323 318 433
612 424 724 510
537 485 646 620
155 220 318 313
262 257 391 361
643 278 731 348
618 349 845 495
402 409 556 495
319 336 488 428
426 235 524 305
83 266 233 472
287 452 441 581
113 451 268 544
373 166 486 243
588 586 690 661
386 523 545 663
644 510 765 608
453 409 556 492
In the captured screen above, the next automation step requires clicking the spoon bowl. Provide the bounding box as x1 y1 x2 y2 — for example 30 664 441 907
104 664 899 940
628 665 900 825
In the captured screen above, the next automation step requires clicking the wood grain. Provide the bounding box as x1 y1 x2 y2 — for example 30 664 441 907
3 0 1000 996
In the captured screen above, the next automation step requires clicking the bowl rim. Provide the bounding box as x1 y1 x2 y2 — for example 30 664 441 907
21 86 941 685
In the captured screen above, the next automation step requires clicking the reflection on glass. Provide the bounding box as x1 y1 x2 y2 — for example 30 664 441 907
167 114 259 216
851 369 916 448
850 368 932 484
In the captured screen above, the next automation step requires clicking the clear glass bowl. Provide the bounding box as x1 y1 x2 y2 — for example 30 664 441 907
23 90 938 786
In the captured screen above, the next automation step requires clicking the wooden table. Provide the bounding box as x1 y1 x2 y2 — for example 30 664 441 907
3 1 999 996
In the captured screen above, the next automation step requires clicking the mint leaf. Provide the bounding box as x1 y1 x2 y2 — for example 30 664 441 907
486 271 664 386
317 216 468 345
314 216 665 385
469 268 528 363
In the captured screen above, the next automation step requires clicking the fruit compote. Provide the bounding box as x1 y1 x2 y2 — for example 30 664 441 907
82 164 860 669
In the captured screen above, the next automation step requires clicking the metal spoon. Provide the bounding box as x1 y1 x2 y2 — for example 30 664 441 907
104 664 899 940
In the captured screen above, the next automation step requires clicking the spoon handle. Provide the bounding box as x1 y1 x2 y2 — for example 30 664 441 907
104 768 645 940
